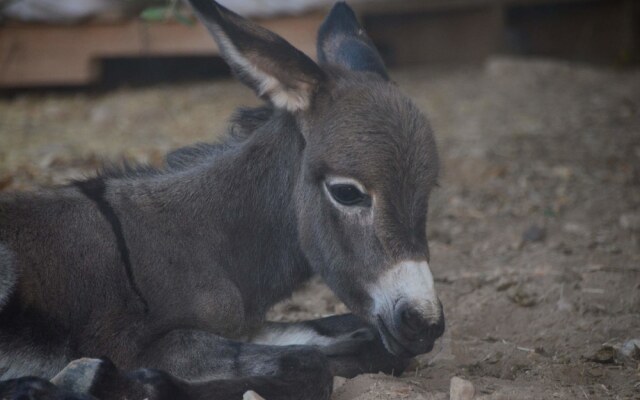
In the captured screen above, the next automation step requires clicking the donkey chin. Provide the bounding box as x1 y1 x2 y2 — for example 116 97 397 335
367 260 445 357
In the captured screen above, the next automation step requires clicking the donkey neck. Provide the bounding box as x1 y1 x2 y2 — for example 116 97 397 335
140 111 312 320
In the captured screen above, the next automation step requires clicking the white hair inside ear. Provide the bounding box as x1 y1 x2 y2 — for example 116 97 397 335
188 0 325 111
215 32 314 112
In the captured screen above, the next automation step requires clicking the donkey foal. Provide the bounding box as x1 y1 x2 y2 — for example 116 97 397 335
0 1 444 399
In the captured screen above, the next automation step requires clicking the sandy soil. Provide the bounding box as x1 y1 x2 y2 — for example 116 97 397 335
1 57 639 399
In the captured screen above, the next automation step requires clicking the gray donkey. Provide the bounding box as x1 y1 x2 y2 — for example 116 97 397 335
0 1 444 399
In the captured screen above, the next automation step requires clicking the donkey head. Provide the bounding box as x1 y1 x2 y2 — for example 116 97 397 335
188 0 443 356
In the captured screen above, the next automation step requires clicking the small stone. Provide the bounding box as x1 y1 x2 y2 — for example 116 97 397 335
496 279 517 292
243 391 265 400
522 225 546 243
620 339 640 360
587 367 604 377
508 287 538 307
620 213 640 232
479 383 497 395
585 345 616 364
486 351 503 364
333 376 348 391
563 222 589 236
556 297 573 312
450 376 475 400
483 335 499 343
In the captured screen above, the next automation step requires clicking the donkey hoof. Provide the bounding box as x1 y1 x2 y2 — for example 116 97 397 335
51 357 115 394
0 376 93 400
0 377 52 399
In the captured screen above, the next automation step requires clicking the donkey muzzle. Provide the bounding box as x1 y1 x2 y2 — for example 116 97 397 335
369 260 445 357
375 300 444 357
397 300 444 353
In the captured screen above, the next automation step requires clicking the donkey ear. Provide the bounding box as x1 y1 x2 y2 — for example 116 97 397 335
187 0 325 111
317 2 389 80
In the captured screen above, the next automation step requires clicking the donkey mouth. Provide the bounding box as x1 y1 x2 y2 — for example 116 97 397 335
376 315 433 357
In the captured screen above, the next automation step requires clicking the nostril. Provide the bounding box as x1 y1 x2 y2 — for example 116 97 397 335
400 306 423 335
394 301 445 343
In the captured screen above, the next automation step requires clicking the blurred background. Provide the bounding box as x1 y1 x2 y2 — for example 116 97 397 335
1 1 639 399
0 0 638 88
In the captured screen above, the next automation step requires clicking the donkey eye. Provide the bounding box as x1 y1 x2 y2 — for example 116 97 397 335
327 184 370 206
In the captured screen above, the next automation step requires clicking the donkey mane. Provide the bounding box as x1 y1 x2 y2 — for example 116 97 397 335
83 105 275 183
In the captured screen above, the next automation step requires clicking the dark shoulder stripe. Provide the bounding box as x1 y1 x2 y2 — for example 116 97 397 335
74 177 149 314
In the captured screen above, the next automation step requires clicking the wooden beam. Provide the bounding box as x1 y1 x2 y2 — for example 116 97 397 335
0 12 324 87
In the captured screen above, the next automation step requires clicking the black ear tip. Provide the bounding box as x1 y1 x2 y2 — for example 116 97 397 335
317 0 388 78
321 1 360 37
329 1 357 20
332 1 353 12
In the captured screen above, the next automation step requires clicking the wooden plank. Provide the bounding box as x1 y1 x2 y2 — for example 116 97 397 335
353 0 605 15
0 12 324 87
365 6 504 65
504 0 636 64
363 0 637 66
2 0 635 87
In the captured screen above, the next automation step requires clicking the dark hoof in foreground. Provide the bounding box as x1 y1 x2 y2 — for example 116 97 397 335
52 357 150 400
0 376 95 400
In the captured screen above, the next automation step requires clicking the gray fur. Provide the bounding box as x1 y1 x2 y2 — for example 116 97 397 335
0 335 70 380
0 2 443 399
0 244 16 309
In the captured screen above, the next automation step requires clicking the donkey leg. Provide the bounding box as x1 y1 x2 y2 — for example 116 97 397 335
249 314 411 377
134 330 333 400
0 357 151 400
132 347 332 400
0 375 96 400
43 350 331 400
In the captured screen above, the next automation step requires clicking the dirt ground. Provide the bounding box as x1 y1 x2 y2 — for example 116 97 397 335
1 57 639 399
